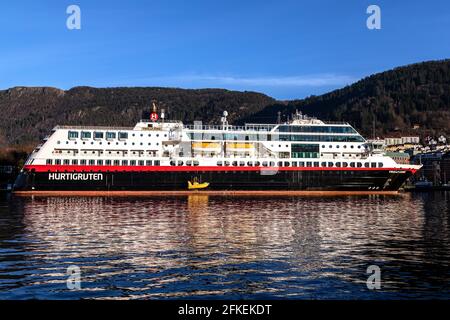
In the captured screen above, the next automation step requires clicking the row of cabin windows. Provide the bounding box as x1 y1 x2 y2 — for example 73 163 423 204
322 144 362 149
169 160 200 166
277 125 357 134
47 159 385 168
214 161 384 168
280 135 365 142
68 131 165 140
54 150 154 155
59 140 159 146
47 159 160 166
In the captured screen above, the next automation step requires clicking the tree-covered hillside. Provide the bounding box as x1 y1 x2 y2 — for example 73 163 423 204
242 59 450 137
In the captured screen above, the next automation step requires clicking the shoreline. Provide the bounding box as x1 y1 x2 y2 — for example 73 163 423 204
12 190 402 197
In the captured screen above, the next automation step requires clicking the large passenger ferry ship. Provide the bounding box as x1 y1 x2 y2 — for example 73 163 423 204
13 107 421 195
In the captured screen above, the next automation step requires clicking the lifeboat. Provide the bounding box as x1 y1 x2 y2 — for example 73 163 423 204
192 142 221 152
226 142 255 152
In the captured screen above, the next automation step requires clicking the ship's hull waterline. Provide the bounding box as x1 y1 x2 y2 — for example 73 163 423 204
13 165 416 195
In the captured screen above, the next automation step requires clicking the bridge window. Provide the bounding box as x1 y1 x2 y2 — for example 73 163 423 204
106 132 116 140
118 132 128 140
81 131 91 139
94 132 104 139
68 131 79 139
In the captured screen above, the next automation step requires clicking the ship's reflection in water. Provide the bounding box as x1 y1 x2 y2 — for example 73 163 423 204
0 193 449 299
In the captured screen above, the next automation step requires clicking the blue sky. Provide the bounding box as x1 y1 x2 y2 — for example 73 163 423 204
0 0 449 99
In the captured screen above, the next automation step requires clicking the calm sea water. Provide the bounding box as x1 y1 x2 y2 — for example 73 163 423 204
0 192 449 300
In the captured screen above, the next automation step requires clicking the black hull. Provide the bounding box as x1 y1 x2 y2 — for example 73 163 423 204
13 169 413 192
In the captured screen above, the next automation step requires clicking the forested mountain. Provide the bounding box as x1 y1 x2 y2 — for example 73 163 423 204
0 87 275 149
0 59 449 163
242 59 450 137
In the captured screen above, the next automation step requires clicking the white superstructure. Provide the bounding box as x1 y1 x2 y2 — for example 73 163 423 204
25 111 417 171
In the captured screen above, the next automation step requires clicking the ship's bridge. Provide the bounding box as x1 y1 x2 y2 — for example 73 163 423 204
134 119 183 131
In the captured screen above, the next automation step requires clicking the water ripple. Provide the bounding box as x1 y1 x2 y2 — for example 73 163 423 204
0 192 449 299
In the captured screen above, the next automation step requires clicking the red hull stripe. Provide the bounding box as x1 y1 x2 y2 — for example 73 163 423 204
23 165 417 174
